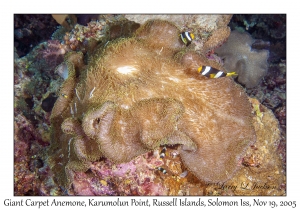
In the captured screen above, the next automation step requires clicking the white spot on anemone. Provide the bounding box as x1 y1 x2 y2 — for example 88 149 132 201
168 77 180 83
117 65 137 75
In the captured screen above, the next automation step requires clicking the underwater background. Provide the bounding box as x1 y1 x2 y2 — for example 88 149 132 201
13 14 286 196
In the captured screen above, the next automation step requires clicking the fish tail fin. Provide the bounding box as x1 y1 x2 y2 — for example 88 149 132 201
226 72 238 77
197 66 203 73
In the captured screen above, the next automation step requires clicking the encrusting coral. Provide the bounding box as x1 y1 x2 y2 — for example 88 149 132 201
48 19 256 189
215 30 269 88
125 14 233 54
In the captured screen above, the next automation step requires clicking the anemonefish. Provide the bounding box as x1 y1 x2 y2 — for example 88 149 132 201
197 66 238 78
160 146 167 158
180 31 195 46
157 167 167 174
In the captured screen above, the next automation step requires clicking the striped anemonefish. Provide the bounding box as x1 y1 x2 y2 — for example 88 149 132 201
156 167 167 174
160 146 167 158
180 32 194 46
198 66 238 78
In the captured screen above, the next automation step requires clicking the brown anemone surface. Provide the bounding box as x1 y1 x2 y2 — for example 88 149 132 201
48 20 256 188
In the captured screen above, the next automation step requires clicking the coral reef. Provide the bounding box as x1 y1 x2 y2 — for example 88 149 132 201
125 14 231 32
41 40 70 69
215 30 269 88
50 17 139 62
14 112 52 195
14 14 59 57
68 150 168 195
14 25 69 195
50 98 285 196
125 14 232 54
229 14 286 63
13 14 286 196
230 14 286 43
48 19 256 189
228 14 286 172
246 61 286 172
61 20 107 52
224 98 285 196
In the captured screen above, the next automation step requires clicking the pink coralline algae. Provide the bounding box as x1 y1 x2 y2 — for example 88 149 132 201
14 113 46 195
41 40 70 68
68 150 167 195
